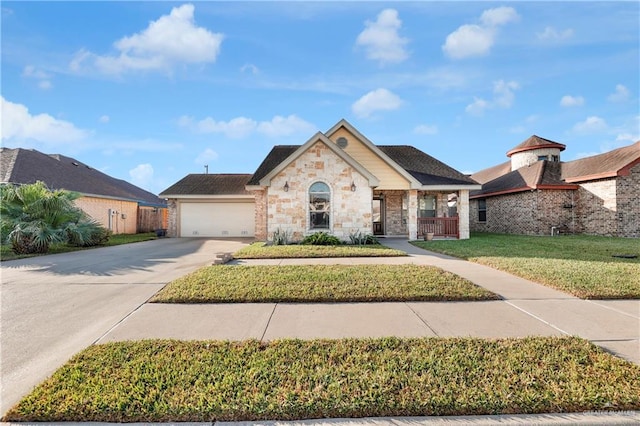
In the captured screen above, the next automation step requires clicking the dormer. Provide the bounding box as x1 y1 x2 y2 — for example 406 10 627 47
507 135 566 171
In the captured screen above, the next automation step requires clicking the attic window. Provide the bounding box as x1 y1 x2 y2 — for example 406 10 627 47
537 155 548 161
551 155 559 162
336 137 348 148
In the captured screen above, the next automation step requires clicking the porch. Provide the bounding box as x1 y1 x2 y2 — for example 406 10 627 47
417 217 459 239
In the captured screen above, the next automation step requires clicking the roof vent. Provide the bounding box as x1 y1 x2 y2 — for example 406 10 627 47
336 137 348 148
72 162 79 166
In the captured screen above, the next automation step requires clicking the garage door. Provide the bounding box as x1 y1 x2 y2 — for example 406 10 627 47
180 202 254 237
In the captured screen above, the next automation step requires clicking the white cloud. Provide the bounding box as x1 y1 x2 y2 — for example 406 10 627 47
573 116 608 133
442 6 518 59
465 80 519 115
413 124 438 135
240 63 259 74
560 95 584 107
479 6 520 27
99 115 110 123
465 97 490 116
194 148 219 165
71 4 223 75
616 133 639 143
355 8 409 65
493 80 519 108
607 84 629 103
351 88 402 118
257 115 316 138
129 163 154 188
23 65 53 90
536 26 574 41
178 114 316 139
1 96 87 143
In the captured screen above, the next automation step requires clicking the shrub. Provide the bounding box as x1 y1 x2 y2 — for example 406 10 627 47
301 231 342 245
348 230 378 245
270 228 292 246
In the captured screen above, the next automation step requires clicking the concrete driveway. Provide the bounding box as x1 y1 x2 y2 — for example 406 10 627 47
0 237 249 416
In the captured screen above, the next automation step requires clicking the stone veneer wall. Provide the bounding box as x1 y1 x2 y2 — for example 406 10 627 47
373 190 406 236
510 148 562 171
470 190 576 235
617 164 640 237
265 142 373 242
166 199 178 237
253 189 268 240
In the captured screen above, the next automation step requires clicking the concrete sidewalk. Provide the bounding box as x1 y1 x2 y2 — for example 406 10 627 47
99 238 639 364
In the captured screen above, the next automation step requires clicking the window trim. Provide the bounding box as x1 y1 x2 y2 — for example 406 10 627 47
308 181 331 230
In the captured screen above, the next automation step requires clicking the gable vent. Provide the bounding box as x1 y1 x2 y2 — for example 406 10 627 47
336 137 348 148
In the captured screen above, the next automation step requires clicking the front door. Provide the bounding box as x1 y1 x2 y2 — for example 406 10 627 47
373 198 384 235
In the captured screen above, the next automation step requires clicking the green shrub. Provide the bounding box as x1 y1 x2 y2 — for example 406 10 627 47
301 231 342 245
348 230 378 245
270 228 292 245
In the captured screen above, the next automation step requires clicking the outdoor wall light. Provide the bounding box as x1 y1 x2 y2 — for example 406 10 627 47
283 181 289 192
350 182 356 192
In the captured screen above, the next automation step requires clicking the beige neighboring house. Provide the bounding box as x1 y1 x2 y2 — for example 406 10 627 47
469 136 640 237
0 147 168 234
161 119 480 241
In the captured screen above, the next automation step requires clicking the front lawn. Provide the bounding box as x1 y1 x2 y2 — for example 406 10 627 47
151 264 497 303
0 232 159 262
4 337 639 423
412 233 640 299
233 242 406 259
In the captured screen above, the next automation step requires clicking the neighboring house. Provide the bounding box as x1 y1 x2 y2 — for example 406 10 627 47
469 136 640 237
0 147 168 234
161 119 480 241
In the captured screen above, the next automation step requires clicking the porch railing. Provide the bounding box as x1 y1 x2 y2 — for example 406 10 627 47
417 217 459 239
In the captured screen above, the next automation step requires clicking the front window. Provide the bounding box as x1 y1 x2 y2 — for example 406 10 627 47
478 199 487 222
309 182 330 229
419 195 436 218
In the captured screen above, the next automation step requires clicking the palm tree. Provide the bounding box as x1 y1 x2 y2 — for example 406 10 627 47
0 181 110 254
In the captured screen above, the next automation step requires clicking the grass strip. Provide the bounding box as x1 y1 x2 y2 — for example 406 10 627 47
412 234 640 299
233 242 407 259
1 232 158 262
4 337 639 422
151 264 497 303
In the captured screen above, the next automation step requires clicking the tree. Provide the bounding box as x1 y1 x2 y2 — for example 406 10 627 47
0 181 110 254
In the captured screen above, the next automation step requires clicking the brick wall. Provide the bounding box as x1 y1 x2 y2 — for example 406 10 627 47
167 199 178 237
373 190 406 236
617 164 640 237
74 196 138 234
470 190 576 235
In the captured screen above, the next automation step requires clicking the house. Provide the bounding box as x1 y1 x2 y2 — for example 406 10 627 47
469 136 640 237
160 119 480 241
0 147 168 234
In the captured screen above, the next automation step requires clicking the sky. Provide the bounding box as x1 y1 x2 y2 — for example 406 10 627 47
1 1 638 195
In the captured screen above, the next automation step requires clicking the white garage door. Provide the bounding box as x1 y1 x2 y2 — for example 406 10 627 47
180 202 254 237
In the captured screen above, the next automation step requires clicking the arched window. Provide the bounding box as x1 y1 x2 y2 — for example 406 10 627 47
309 182 330 229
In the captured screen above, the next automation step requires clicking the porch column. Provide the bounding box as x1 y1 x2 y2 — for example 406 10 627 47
408 189 418 240
458 190 470 239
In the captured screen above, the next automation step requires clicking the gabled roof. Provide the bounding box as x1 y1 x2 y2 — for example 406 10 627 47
378 146 479 187
562 141 640 183
160 174 253 196
251 131 380 188
471 140 639 199
0 148 166 206
507 135 566 157
471 161 577 199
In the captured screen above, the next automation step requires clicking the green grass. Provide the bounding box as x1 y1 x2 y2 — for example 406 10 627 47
233 242 407 259
0 232 158 262
412 233 640 299
151 264 497 303
4 337 639 423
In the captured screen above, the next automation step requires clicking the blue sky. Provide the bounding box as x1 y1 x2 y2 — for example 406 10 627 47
2 1 638 195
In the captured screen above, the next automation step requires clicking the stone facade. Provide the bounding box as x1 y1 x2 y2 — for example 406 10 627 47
510 148 562 171
166 199 178 237
75 196 138 234
263 141 373 242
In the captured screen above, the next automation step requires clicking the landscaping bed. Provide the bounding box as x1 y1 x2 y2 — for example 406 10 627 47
412 233 640 299
233 242 406 259
151 264 497 303
4 337 639 422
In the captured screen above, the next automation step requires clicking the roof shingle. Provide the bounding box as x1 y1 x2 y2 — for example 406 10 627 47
160 174 253 196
